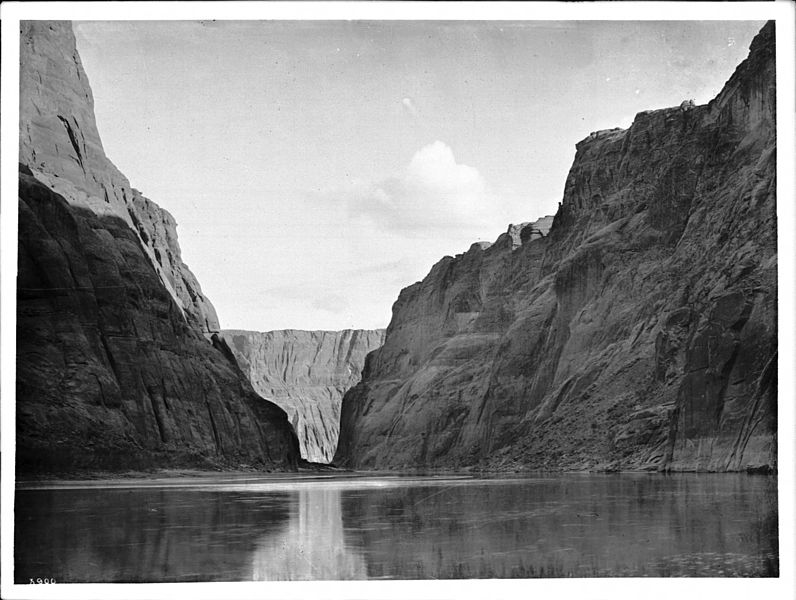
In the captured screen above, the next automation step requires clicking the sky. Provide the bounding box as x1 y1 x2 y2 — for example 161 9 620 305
72 20 765 331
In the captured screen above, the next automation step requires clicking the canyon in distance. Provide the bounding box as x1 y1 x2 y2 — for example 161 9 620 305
9 17 780 585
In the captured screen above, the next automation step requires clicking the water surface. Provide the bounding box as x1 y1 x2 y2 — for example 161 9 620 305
15 472 778 581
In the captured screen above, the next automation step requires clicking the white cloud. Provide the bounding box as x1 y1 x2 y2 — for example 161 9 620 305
331 141 506 237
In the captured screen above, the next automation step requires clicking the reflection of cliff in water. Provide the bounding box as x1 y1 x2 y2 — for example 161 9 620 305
15 489 292 583
15 475 778 582
250 487 367 580
16 484 367 582
340 476 778 578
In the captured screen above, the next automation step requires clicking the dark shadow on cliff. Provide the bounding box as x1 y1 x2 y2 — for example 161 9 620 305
16 169 300 477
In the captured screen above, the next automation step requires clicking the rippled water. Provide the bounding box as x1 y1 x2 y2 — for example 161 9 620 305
14 473 778 581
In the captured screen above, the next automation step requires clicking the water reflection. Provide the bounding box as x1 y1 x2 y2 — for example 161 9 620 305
15 488 292 582
15 473 778 582
250 488 367 580
340 475 779 578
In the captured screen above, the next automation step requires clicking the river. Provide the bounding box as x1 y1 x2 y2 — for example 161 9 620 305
14 472 778 581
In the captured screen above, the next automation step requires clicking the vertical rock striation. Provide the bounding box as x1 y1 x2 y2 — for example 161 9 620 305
17 21 300 475
219 329 386 463
335 22 777 472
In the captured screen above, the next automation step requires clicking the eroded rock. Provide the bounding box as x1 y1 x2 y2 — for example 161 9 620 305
335 22 777 473
219 329 385 463
17 21 299 475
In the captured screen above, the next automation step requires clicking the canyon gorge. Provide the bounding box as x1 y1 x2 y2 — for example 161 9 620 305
15 21 777 476
219 329 385 463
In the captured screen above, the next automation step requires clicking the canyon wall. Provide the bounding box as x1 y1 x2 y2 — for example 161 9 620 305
335 22 777 472
17 21 300 475
219 329 385 463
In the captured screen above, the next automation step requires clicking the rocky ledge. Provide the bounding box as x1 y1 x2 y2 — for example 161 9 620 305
335 22 777 473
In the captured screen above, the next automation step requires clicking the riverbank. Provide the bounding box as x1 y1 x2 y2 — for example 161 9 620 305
15 463 776 489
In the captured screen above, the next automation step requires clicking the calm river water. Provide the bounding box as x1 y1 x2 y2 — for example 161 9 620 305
14 473 777 581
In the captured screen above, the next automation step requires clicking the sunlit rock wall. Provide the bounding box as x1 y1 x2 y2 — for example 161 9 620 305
220 329 385 463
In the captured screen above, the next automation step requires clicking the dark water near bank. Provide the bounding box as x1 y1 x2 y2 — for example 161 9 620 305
15 473 777 581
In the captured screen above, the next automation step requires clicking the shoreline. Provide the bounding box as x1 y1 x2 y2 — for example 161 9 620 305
15 465 777 489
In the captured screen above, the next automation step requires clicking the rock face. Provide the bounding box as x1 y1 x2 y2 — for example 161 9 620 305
17 21 299 475
335 22 777 472
219 329 386 463
503 216 555 250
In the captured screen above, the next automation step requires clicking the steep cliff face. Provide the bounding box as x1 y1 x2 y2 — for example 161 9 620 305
17 21 300 475
336 22 777 472
219 329 385 463
19 21 219 334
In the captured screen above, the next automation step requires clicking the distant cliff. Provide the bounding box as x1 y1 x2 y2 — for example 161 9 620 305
17 21 299 475
219 329 385 463
335 22 777 472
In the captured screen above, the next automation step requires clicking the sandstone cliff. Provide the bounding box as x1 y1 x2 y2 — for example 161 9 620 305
219 329 385 463
335 22 777 472
17 21 300 475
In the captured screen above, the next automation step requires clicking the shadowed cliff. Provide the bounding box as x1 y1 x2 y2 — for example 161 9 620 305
335 22 777 472
17 21 300 475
